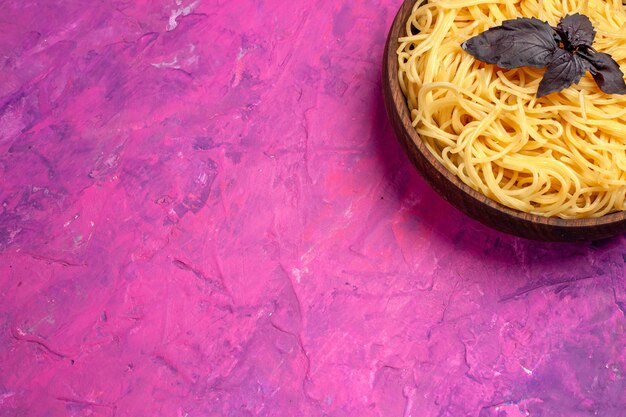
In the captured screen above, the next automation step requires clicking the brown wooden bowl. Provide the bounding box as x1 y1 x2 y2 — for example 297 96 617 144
383 0 626 242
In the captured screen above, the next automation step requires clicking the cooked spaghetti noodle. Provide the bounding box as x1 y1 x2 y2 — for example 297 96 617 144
398 0 626 218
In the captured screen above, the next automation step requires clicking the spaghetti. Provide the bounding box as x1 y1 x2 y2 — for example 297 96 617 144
397 0 626 218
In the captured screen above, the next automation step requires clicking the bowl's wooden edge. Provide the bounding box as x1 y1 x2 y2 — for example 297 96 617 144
382 0 626 241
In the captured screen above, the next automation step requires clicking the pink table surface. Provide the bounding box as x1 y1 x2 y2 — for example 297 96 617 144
1 1 625 416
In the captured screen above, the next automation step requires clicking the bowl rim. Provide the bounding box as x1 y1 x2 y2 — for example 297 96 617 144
385 0 626 230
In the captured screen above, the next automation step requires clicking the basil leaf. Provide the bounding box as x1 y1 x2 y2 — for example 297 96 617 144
586 52 626 94
537 48 588 97
462 18 558 69
557 14 596 49
461 13 626 97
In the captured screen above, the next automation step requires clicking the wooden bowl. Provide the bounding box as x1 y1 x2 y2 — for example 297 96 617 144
382 0 626 242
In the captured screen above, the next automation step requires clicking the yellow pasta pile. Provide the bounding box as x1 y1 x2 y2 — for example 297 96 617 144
398 0 626 218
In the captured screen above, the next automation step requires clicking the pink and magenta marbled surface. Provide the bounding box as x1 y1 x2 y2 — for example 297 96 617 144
1 1 625 416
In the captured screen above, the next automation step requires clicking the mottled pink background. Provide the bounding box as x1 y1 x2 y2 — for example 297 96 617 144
0 1 625 416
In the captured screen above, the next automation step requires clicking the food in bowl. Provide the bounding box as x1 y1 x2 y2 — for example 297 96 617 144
397 0 626 219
